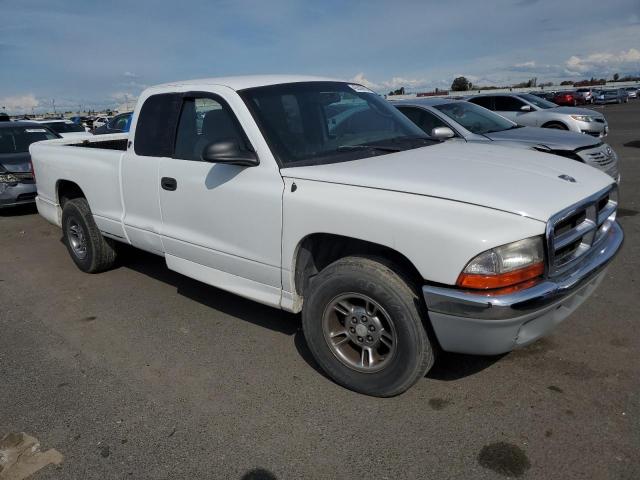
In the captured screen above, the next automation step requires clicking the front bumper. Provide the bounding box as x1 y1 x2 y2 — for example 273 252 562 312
422 221 623 355
0 182 37 208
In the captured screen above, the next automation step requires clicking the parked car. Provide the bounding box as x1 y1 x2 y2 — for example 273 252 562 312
618 88 629 103
31 120 93 139
392 98 619 181
553 91 584 106
92 112 132 135
31 76 623 396
594 90 627 104
528 91 556 101
92 116 112 129
69 116 92 131
466 93 608 137
0 121 59 208
575 87 597 104
0 113 10 122
624 86 638 99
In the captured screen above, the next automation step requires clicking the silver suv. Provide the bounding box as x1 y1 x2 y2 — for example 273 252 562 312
466 93 608 138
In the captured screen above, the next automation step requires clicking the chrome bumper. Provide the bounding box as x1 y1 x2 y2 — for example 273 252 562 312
422 221 623 354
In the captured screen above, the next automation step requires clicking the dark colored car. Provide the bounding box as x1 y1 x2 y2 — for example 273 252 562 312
0 122 60 208
92 112 133 135
553 91 584 106
0 113 10 122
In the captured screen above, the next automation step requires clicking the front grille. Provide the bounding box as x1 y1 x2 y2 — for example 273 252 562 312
546 185 617 276
585 150 614 167
582 130 602 137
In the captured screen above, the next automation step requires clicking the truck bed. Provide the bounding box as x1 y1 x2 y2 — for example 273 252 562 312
30 133 130 236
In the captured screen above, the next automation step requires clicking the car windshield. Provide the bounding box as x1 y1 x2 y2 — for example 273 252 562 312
518 93 557 109
239 81 432 166
43 122 86 133
433 101 516 135
0 126 58 154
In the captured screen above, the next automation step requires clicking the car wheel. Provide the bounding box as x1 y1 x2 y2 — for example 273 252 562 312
543 122 568 130
302 256 435 397
62 198 117 273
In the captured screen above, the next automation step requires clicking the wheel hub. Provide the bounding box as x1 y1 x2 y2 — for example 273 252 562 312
322 293 396 373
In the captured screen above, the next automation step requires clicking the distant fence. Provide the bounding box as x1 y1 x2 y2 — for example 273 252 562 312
389 80 639 99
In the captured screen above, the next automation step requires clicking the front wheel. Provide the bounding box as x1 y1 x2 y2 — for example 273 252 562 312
302 256 435 397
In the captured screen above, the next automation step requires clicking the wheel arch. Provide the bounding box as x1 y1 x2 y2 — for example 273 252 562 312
292 232 424 299
56 179 86 206
541 120 569 130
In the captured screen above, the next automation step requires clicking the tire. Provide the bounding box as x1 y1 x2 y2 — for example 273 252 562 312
61 198 117 273
302 256 434 397
542 122 568 130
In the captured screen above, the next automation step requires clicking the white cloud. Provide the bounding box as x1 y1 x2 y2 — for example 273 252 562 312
565 48 640 74
349 73 380 90
123 71 138 78
381 76 429 90
0 94 39 113
514 61 536 68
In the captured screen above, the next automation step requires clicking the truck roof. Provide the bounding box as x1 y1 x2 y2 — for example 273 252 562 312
152 74 341 92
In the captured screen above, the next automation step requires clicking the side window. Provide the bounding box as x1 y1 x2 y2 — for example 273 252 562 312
134 93 182 157
112 115 128 130
173 95 251 161
397 106 448 135
494 96 525 112
469 96 494 110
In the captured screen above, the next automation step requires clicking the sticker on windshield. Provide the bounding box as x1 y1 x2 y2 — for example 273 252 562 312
25 129 47 133
348 84 375 94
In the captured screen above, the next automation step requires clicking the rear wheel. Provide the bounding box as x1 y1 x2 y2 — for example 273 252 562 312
302 256 434 397
62 198 117 273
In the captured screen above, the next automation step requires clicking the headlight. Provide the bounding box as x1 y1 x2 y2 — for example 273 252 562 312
457 236 545 290
570 115 595 122
0 173 19 184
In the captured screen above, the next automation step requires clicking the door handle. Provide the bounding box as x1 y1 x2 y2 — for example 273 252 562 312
161 177 177 191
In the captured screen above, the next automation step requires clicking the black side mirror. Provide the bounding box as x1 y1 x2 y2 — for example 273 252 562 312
202 140 259 167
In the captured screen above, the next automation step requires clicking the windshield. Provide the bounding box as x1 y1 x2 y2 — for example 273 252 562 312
0 126 58 154
43 122 86 133
518 93 557 109
239 81 431 166
433 101 516 134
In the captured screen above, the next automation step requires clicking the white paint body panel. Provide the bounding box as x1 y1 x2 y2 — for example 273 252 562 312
29 77 616 314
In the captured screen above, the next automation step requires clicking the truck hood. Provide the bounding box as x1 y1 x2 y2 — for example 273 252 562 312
281 142 614 222
0 153 31 173
486 126 599 151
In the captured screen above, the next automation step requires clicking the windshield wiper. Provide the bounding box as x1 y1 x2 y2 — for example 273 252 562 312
336 144 402 152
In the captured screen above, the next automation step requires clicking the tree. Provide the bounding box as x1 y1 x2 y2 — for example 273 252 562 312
613 73 620 82
388 87 405 96
451 76 472 91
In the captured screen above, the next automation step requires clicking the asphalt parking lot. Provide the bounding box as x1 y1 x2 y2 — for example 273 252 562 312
1 101 639 480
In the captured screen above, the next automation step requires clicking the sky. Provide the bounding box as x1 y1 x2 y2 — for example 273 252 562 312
1 0 639 113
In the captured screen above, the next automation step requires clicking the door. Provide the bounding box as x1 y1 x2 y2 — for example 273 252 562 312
121 92 181 254
493 95 528 122
158 90 284 306
396 106 464 141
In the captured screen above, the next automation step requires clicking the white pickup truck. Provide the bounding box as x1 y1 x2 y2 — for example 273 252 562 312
31 76 623 396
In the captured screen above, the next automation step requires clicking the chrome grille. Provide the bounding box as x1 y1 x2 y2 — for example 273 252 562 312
585 151 614 167
546 185 617 276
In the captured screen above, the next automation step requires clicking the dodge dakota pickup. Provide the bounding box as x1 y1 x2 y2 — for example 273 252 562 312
31 76 623 396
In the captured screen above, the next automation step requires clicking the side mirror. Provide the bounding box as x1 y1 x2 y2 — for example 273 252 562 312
520 105 533 112
430 126 455 140
202 140 259 167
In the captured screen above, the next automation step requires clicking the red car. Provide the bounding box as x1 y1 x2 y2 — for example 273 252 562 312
552 91 585 106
